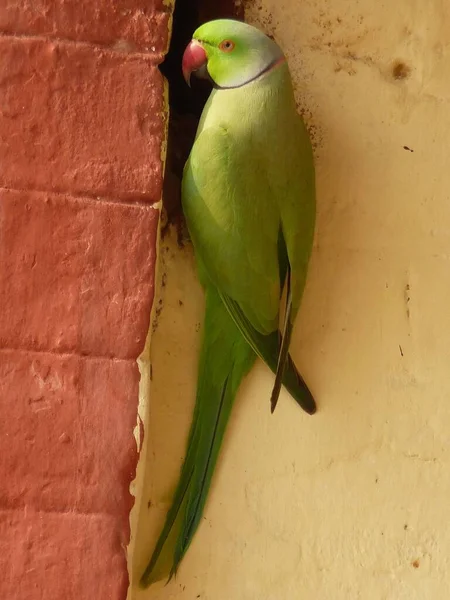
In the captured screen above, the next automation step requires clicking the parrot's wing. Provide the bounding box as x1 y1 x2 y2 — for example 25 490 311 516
183 118 316 413
269 264 293 412
219 287 316 414
276 116 316 319
269 115 316 411
182 125 281 335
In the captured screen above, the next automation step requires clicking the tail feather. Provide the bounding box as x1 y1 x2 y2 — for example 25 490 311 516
171 374 230 577
270 266 293 413
140 286 255 587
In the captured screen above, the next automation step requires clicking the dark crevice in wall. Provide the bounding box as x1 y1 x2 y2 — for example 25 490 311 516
160 0 243 239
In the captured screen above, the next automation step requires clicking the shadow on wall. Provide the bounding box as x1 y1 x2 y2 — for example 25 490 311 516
160 0 244 231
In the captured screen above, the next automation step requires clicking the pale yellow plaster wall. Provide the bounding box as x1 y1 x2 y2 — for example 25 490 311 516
131 1 450 598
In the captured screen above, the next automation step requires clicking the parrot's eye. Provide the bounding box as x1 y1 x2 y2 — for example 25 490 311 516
219 39 235 53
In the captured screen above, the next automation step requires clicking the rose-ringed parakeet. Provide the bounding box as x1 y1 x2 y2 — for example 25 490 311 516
140 19 316 586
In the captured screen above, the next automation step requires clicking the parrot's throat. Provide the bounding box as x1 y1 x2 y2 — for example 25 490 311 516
214 55 287 90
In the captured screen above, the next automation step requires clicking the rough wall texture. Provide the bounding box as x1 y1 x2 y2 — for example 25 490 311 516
133 1 450 599
0 2 169 598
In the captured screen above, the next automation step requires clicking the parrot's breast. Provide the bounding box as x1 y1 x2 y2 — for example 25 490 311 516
198 63 297 153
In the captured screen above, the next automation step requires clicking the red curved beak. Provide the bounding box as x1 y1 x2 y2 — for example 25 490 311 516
182 40 207 87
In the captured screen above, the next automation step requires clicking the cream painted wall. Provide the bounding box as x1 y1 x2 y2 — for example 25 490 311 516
131 1 450 598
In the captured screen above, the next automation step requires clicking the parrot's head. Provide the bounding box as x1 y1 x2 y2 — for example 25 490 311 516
182 19 285 89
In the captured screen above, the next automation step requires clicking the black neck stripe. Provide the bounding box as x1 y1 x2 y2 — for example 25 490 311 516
213 56 286 90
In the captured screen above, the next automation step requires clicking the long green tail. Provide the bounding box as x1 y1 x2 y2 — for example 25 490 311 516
140 286 255 587
140 283 316 586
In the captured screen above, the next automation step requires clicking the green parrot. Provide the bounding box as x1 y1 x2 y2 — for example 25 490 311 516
140 19 316 586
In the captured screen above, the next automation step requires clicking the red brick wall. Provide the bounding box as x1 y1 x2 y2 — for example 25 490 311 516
0 2 169 598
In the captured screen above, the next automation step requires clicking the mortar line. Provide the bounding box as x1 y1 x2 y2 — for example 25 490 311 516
0 186 161 210
0 31 167 63
0 346 144 363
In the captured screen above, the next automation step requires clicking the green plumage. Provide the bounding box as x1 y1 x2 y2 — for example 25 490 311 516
140 286 255 585
141 19 316 586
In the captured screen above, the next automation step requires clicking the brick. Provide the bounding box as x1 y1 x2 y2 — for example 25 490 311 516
0 189 158 357
0 0 170 54
0 349 139 517
0 38 165 202
0 509 128 600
